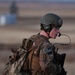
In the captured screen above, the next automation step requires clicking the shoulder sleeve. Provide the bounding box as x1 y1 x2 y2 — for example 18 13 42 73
39 42 54 70
39 42 61 75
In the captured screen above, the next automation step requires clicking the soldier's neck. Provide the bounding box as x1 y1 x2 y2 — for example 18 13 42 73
40 30 49 39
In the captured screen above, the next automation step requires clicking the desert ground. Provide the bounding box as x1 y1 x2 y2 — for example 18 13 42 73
0 2 75 75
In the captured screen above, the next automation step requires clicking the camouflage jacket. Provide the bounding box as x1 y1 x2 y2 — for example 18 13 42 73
21 34 61 75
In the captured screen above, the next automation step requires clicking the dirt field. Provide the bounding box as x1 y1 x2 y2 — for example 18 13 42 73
0 2 75 75
0 17 75 75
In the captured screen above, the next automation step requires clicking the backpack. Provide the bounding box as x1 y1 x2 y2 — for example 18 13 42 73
3 35 46 75
2 38 33 75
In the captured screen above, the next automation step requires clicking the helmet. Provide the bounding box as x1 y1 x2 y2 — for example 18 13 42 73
40 13 63 32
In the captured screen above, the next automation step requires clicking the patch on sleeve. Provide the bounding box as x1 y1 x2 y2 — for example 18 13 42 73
42 42 53 54
39 42 54 70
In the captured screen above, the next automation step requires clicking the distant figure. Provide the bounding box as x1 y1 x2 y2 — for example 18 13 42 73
9 1 18 15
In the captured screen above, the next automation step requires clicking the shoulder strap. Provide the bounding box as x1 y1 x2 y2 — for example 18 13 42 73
27 35 45 70
22 35 48 71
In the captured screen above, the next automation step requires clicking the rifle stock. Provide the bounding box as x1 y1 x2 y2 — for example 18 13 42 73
53 53 67 75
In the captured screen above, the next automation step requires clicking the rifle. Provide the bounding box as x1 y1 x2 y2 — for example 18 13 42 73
52 46 67 75
52 33 71 75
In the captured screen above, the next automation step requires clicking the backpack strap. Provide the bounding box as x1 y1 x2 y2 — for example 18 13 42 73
21 38 39 71
22 35 49 74
27 35 46 72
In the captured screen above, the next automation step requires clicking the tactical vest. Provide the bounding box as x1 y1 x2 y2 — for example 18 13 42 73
21 34 50 75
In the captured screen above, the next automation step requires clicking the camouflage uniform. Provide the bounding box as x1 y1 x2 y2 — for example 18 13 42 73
39 36 61 75
21 34 61 75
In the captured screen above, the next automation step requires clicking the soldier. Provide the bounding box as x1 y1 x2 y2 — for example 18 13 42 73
9 1 18 15
20 13 63 75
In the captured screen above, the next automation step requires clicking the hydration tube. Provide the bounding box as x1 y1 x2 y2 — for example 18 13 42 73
53 33 71 46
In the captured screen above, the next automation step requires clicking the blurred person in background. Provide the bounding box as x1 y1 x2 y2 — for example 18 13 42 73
20 13 64 75
9 1 18 15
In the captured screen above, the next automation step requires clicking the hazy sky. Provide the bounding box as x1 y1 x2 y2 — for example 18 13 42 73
0 0 75 2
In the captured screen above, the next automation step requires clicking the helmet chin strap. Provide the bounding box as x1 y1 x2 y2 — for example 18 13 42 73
46 27 53 38
46 32 51 38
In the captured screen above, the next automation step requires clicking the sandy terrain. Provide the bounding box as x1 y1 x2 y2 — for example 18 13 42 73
0 2 75 75
0 17 75 75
